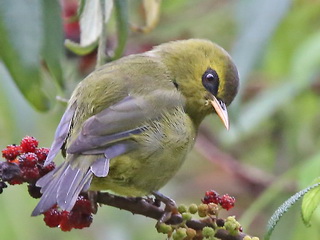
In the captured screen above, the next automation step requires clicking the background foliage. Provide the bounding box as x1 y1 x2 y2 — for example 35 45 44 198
0 0 320 239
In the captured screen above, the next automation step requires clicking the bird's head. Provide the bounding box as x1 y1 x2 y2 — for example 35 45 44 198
154 39 239 128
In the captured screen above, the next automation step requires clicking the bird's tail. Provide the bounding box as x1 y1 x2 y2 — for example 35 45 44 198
31 158 93 216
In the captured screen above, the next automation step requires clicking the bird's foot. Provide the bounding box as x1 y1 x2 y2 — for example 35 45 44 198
152 191 178 223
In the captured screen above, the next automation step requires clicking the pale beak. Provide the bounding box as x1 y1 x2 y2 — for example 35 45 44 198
210 96 229 130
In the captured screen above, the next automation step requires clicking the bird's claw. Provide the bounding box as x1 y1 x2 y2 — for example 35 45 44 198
152 191 178 223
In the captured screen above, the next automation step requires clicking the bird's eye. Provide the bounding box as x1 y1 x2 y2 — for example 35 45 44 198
202 68 219 96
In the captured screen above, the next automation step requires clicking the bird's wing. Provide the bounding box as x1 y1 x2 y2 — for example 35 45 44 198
44 102 77 166
66 89 185 155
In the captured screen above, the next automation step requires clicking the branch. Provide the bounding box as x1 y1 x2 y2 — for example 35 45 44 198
1 161 249 239
96 192 247 240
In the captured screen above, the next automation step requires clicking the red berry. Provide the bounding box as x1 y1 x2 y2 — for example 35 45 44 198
20 136 39 153
19 152 38 167
21 166 40 182
202 190 220 204
39 162 56 176
60 211 73 232
44 208 62 227
41 196 93 231
64 195 93 230
71 211 92 229
73 195 92 214
219 194 235 211
8 178 23 185
35 148 49 162
2 145 23 161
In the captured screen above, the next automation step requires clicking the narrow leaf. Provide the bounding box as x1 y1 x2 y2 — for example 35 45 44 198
113 0 128 59
65 39 98 56
41 0 64 88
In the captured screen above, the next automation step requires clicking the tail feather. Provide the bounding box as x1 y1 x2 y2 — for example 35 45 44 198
59 170 93 211
31 172 61 216
57 165 93 211
32 142 132 216
36 164 63 192
31 161 93 216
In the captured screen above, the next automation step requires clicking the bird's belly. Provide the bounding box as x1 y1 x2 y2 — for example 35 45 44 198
90 108 196 196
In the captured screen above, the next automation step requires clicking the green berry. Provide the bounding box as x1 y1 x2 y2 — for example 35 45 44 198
156 223 172 234
186 228 197 239
252 237 260 240
207 203 219 216
173 228 187 240
178 204 188 213
182 212 192 221
188 203 198 214
198 204 209 217
224 216 241 235
243 236 252 240
202 226 215 238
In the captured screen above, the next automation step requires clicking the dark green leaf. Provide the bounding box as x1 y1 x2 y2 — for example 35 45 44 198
41 0 64 88
113 0 128 59
0 0 50 111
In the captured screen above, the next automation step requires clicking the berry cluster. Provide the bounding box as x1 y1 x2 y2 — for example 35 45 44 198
44 195 93 231
202 190 235 211
1 136 54 185
1 136 94 231
159 191 239 240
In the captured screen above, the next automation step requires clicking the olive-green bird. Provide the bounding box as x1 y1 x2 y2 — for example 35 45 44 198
32 39 239 216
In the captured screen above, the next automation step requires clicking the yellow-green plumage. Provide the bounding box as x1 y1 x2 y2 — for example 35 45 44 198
32 39 239 216
91 107 195 196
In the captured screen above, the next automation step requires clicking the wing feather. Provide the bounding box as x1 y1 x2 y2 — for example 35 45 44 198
66 90 184 154
44 102 77 166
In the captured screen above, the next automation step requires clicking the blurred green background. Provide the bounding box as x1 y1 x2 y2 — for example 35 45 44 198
1 0 320 239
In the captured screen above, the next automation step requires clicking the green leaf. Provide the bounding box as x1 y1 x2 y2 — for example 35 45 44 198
41 0 64 88
113 0 128 59
65 39 98 56
264 183 320 240
80 0 103 47
0 0 50 111
301 178 320 227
